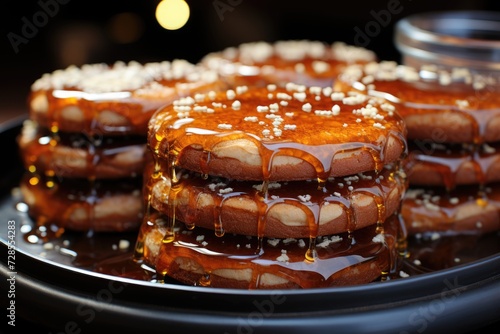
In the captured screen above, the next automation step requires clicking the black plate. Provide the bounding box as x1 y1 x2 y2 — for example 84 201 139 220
1 117 500 334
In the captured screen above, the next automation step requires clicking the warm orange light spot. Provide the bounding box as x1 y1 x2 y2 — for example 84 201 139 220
29 177 39 186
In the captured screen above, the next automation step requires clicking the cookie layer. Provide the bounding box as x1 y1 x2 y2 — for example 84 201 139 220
202 40 376 88
20 173 143 233
149 84 407 181
334 61 500 144
145 159 407 238
407 141 500 189
401 184 500 235
29 60 226 135
18 120 146 179
141 212 402 289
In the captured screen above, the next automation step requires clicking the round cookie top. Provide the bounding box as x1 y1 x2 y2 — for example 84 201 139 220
334 61 500 144
149 83 407 181
201 40 376 88
29 59 226 135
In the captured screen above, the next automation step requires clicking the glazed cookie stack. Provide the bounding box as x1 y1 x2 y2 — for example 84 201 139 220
18 60 225 238
334 61 500 236
136 82 408 289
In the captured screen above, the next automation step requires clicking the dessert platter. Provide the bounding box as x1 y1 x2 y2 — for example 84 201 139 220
1 36 500 333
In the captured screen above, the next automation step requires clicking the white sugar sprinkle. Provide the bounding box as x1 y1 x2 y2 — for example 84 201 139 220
232 100 241 110
218 123 232 129
302 103 312 112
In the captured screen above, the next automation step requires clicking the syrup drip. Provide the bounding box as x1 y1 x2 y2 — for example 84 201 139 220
144 213 400 289
30 69 226 136
401 183 500 235
149 86 406 182
19 125 146 179
164 159 182 244
408 140 500 190
137 85 407 287
133 154 162 261
340 78 500 144
144 158 406 239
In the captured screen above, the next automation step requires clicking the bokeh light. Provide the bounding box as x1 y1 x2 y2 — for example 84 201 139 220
155 0 190 30
107 12 145 44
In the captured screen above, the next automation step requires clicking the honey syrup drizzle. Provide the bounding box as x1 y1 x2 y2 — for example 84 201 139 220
137 85 407 284
146 213 398 289
137 152 407 281
30 70 227 136
149 86 405 182
402 183 500 235
335 67 500 144
409 141 500 190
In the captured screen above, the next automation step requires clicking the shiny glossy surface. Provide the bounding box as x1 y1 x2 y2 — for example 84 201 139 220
149 85 407 181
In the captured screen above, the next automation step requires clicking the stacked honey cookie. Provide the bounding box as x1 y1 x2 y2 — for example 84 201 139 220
201 40 377 88
18 60 225 238
334 61 500 236
137 81 408 289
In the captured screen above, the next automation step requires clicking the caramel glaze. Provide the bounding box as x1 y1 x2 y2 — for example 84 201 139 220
401 184 500 235
206 55 371 88
202 41 376 88
141 211 404 289
18 124 147 179
29 79 227 136
19 172 143 241
334 66 500 144
144 157 407 239
149 85 407 182
406 140 500 190
372 81 500 144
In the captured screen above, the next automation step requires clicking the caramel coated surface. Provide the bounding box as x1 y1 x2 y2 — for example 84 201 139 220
142 212 402 289
335 62 500 143
29 60 226 135
149 85 407 181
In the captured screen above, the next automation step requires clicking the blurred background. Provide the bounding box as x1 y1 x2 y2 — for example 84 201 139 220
2 0 500 123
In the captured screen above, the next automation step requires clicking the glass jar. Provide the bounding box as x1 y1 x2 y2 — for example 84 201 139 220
394 10 500 75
